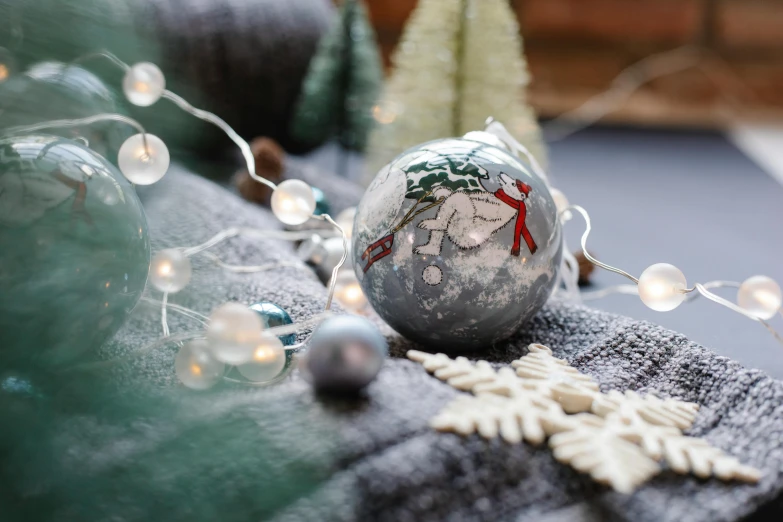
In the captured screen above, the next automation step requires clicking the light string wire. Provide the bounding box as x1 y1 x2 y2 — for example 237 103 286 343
3 113 150 151
64 49 347 313
157 227 336 339
537 46 783 345
68 299 328 374
484 119 582 302
567 205 639 284
542 46 702 142
485 116 550 185
562 205 783 346
159 89 276 191
18 50 355 385
584 281 750 302
541 45 760 142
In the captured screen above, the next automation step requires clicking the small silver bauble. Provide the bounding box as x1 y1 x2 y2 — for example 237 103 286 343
352 133 562 349
303 315 387 393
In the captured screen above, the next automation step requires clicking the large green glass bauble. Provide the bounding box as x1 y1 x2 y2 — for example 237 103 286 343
0 61 131 162
0 135 150 371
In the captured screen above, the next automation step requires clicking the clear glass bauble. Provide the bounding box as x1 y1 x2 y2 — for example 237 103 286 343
352 135 562 349
0 61 131 162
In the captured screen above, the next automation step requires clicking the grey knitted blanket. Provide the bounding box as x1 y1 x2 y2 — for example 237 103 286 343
7 166 782 522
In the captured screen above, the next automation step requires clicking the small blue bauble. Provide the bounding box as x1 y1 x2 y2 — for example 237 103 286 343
304 315 387 393
249 302 296 346
311 186 331 216
0 134 150 371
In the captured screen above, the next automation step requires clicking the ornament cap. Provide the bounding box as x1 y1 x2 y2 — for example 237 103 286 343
462 130 510 152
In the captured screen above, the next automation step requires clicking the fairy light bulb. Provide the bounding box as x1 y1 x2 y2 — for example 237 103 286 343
0 47 13 83
336 207 357 240
372 101 400 124
175 340 225 390
271 179 316 225
236 334 286 382
333 270 367 312
737 275 782 320
206 303 264 365
118 133 170 185
638 263 687 312
149 248 192 293
123 62 166 106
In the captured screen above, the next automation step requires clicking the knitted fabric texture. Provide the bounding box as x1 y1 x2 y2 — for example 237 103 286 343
3 166 782 522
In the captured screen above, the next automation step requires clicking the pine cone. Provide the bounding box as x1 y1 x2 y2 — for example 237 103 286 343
234 137 285 205
575 250 596 286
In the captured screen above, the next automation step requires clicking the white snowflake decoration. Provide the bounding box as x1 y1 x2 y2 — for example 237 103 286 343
407 345 761 493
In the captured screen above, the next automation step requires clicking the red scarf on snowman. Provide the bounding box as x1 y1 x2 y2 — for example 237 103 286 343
494 180 538 256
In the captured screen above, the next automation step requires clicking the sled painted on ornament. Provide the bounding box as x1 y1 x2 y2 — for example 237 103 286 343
361 190 443 272
361 172 538 273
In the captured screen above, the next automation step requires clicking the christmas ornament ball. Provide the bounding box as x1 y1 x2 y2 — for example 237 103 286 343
352 135 562 349
311 187 331 216
0 62 131 161
0 135 150 371
304 315 387 393
249 302 296 346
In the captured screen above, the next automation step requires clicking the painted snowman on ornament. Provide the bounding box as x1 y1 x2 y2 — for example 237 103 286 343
353 129 562 349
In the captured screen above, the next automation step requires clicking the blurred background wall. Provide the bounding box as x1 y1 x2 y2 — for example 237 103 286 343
366 0 783 128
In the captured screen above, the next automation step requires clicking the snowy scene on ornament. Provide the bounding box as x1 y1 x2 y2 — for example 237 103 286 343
352 136 562 349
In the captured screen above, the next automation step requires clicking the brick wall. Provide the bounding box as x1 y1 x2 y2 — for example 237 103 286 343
362 0 783 127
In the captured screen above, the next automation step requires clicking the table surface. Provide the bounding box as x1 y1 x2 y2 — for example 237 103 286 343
551 126 783 379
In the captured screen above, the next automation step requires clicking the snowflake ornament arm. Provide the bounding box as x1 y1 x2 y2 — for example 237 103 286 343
510 344 599 413
547 413 661 494
407 350 496 390
588 390 757 480
510 344 597 391
592 390 699 430
430 392 555 445
660 435 762 482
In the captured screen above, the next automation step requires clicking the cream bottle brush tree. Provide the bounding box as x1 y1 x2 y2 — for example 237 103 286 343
365 0 546 182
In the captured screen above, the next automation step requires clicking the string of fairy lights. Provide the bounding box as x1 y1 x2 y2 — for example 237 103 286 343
6 52 362 389
4 48 783 390
477 119 783 346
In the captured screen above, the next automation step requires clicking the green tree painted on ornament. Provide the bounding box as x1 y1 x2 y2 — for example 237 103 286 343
405 150 488 201
290 0 383 151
